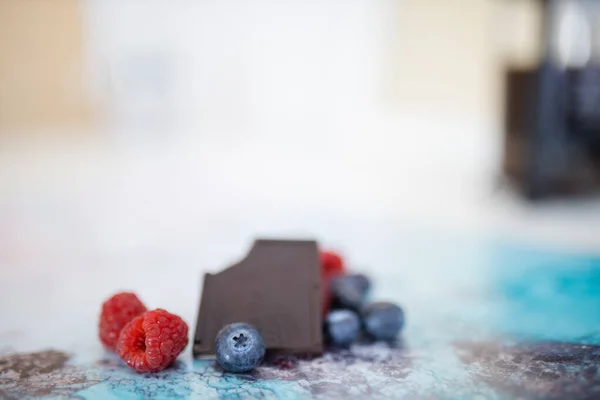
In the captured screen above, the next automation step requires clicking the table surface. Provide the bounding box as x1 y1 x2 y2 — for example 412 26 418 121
1 134 600 399
1 228 600 400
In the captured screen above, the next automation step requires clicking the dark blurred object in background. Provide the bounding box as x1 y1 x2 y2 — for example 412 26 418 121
504 0 600 200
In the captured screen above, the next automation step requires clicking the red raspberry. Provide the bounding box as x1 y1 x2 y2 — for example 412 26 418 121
320 250 345 276
320 250 346 316
116 308 188 372
99 292 147 351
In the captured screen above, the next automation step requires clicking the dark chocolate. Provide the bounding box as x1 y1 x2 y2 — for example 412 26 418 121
193 239 323 357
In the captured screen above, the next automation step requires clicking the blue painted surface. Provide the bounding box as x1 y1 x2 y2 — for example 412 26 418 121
487 242 600 343
1 236 600 399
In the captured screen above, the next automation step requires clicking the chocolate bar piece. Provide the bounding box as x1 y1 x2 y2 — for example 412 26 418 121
193 239 324 356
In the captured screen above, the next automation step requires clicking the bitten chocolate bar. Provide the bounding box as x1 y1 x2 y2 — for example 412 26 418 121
193 239 324 357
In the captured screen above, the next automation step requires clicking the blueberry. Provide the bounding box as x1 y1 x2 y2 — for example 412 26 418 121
325 309 360 347
215 323 265 373
361 302 404 341
330 274 370 310
346 273 371 294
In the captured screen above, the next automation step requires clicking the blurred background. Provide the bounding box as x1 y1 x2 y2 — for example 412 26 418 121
2 0 600 267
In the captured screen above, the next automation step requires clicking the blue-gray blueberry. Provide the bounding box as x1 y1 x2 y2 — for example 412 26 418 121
325 309 360 347
346 273 371 294
215 322 265 373
330 274 370 310
361 302 404 341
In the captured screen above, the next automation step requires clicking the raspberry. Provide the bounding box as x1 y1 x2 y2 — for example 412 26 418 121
320 250 346 316
116 308 188 372
99 292 147 351
320 250 345 276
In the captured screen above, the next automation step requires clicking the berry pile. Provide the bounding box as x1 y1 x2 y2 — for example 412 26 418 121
321 250 405 348
98 292 188 372
97 248 401 374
